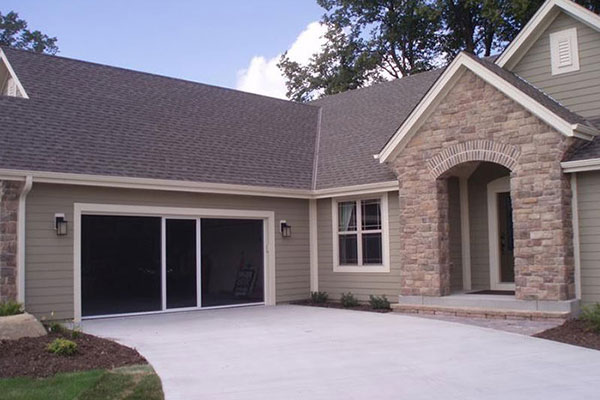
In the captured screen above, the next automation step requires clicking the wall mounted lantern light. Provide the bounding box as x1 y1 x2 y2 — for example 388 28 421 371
54 213 68 236
280 220 292 238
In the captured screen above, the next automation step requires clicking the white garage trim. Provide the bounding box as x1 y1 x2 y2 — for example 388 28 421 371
73 203 276 322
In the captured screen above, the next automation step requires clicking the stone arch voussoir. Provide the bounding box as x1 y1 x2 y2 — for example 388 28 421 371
427 140 520 179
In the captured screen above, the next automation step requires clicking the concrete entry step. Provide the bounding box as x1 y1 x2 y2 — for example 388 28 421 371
393 294 580 320
392 304 570 321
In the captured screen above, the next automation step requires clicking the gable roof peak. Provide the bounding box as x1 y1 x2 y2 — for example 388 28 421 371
496 0 600 70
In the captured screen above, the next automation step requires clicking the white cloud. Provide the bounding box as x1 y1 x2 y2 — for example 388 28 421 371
236 22 327 99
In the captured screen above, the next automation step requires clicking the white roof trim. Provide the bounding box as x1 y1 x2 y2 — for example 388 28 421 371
561 158 600 172
0 168 398 199
377 52 598 163
0 48 29 99
496 0 600 70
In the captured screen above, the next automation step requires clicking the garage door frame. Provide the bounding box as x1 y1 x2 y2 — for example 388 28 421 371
73 202 276 322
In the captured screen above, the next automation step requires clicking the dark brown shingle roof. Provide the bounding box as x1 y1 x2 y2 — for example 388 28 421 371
2 47 598 189
0 47 320 189
310 69 442 189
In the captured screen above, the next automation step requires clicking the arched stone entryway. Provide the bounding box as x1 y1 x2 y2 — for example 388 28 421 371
389 70 581 302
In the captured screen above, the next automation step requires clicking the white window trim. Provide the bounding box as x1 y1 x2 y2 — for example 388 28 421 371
73 203 276 322
550 27 579 75
331 193 390 273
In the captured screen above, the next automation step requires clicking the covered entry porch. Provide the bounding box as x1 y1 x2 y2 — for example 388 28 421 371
397 158 579 318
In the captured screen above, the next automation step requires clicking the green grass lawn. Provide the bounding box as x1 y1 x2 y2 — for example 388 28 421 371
0 364 164 400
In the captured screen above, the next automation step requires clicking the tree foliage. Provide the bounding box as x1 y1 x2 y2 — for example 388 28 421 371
280 0 599 101
0 11 58 54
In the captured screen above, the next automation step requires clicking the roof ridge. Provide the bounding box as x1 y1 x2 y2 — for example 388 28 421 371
309 68 443 104
0 46 320 110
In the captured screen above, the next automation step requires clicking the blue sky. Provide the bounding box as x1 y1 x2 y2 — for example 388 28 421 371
2 1 324 96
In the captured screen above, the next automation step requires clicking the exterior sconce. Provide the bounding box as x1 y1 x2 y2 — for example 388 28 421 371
54 213 68 236
280 220 292 238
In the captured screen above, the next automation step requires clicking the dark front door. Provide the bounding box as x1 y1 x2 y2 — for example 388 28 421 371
497 192 515 283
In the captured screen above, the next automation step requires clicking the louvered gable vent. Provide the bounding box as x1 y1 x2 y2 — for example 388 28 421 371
550 27 580 75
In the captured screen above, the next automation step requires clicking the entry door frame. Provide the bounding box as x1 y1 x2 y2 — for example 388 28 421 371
73 203 276 322
487 176 516 291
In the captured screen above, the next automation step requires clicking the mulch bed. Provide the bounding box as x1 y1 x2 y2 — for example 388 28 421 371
534 319 600 351
0 331 147 378
291 300 392 313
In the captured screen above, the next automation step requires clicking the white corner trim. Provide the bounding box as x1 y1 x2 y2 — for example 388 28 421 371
571 173 582 299
459 177 472 291
487 176 515 291
377 52 598 163
16 175 33 304
0 48 29 99
72 203 276 322
309 199 319 292
561 158 600 173
496 0 600 69
331 193 390 273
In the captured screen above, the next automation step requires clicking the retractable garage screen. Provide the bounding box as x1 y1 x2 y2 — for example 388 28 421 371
81 215 264 317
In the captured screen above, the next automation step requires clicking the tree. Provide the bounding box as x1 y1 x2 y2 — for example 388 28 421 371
0 11 58 54
281 0 600 102
279 0 441 101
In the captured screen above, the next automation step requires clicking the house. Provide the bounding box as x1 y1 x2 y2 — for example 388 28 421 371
1 0 600 322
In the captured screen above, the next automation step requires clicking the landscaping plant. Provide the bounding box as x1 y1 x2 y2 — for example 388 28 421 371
46 321 66 334
310 291 328 304
0 301 23 316
340 292 359 308
47 338 78 356
581 303 600 333
369 295 391 310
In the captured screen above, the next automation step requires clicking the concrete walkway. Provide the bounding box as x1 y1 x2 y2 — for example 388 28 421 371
83 305 600 400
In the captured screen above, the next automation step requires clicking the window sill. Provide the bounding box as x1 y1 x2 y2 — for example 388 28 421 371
333 265 390 273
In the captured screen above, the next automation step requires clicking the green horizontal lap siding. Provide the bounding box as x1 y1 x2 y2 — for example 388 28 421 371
577 171 600 304
316 192 401 302
512 12 600 121
24 183 310 320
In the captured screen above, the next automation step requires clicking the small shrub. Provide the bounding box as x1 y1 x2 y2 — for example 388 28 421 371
71 327 82 339
0 301 23 316
369 295 391 310
340 292 359 308
47 338 78 356
310 291 328 304
46 321 66 334
581 303 600 333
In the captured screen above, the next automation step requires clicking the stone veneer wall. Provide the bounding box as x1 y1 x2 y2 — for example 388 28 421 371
389 70 584 301
0 180 23 302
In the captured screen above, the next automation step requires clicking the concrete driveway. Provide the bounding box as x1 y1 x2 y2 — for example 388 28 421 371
83 305 600 400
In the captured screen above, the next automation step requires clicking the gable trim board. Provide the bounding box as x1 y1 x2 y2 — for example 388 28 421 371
496 0 600 70
377 52 599 163
0 48 29 98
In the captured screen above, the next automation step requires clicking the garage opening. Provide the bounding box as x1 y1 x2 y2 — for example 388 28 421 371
81 216 162 316
201 219 264 307
81 214 265 317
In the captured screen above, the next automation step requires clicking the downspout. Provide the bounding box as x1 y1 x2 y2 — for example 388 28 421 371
309 108 322 293
17 175 33 304
571 173 582 301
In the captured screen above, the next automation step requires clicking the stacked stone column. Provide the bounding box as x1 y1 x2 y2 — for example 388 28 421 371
0 181 23 303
